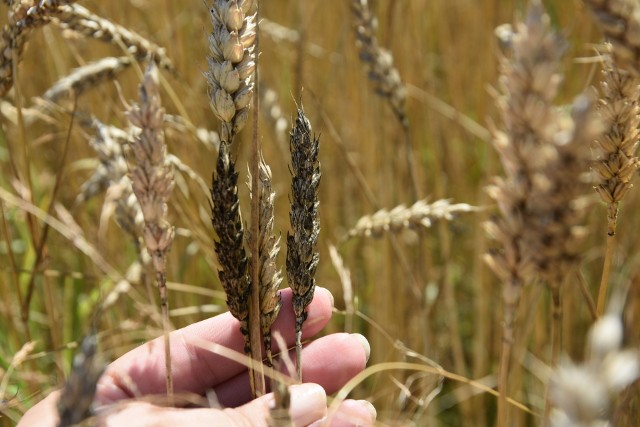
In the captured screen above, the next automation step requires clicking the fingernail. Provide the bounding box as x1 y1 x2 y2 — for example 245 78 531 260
308 400 377 427
289 383 327 427
316 286 334 307
351 333 371 362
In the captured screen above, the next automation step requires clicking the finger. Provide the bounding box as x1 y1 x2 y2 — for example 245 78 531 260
97 287 335 404
98 383 327 427
212 333 370 407
15 392 60 427
309 400 377 427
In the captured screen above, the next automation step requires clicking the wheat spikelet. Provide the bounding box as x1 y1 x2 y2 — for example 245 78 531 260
128 63 176 399
53 4 175 73
351 0 407 127
286 107 320 382
57 330 104 427
247 154 282 367
347 199 476 239
584 0 640 74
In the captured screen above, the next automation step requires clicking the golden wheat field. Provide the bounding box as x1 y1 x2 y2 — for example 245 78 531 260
1 0 640 425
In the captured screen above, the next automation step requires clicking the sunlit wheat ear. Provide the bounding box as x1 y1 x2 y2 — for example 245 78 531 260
247 154 282 368
483 2 597 424
584 0 640 74
549 310 640 426
42 56 132 102
53 4 175 73
346 199 476 240
286 108 320 382
350 0 407 127
57 330 104 427
128 63 176 400
0 1 79 96
206 0 257 143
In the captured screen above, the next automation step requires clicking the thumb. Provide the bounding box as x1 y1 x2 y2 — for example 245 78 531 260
100 383 327 427
235 383 328 426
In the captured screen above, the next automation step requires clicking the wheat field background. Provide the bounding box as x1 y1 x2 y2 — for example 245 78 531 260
0 0 639 426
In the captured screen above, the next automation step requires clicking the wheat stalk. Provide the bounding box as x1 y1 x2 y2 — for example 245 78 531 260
346 199 476 240
286 107 320 382
592 48 640 315
128 63 176 401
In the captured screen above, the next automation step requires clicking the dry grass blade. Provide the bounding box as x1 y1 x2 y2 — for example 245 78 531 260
268 333 294 427
57 330 104 427
286 107 320 382
42 56 132 102
583 0 640 74
247 154 282 368
128 63 176 400
346 199 476 240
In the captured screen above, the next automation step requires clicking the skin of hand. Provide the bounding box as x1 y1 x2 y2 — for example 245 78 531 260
17 287 375 427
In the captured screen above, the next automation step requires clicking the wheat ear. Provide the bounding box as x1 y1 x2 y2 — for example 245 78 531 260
583 0 640 74
592 48 640 315
247 155 282 368
128 63 176 401
207 0 261 396
484 2 598 424
286 108 320 382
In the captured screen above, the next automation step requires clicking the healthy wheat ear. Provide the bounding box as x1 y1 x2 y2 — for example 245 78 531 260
592 48 640 315
286 107 320 382
128 63 176 401
485 2 600 425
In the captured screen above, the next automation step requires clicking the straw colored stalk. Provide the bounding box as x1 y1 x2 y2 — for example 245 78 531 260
592 50 640 315
247 155 282 368
57 330 104 427
286 108 320 382
583 0 640 75
0 0 79 96
207 0 261 396
484 2 599 424
346 199 476 239
128 63 176 400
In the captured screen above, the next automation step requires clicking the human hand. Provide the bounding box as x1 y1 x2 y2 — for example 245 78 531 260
18 287 375 426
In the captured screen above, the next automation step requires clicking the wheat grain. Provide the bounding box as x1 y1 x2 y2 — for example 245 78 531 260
347 199 476 239
286 107 320 382
128 63 176 399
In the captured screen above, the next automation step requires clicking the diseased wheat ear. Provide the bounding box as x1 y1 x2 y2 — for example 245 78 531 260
286 108 320 382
